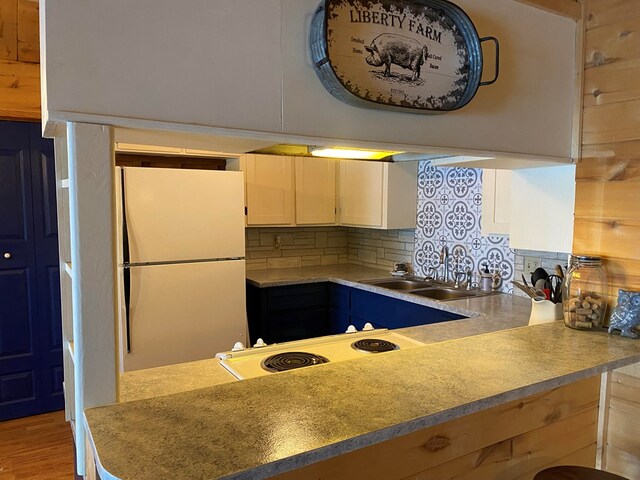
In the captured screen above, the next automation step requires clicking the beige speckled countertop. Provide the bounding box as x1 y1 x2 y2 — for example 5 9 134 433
245 264 390 287
91 266 640 480
120 265 529 402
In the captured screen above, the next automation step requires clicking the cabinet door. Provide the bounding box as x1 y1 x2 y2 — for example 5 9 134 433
246 283 330 344
295 157 336 225
350 288 463 329
245 154 294 225
481 169 511 236
509 165 575 253
339 160 384 227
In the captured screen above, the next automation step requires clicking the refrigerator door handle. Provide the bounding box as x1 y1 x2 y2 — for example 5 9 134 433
121 169 132 353
124 265 132 353
120 169 131 265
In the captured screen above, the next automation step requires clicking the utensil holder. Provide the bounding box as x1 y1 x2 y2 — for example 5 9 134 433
529 298 563 326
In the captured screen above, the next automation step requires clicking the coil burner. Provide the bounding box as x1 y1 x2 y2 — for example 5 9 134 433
261 352 330 373
351 338 399 353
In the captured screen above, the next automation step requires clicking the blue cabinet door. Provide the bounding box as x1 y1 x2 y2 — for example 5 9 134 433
246 283 330 344
0 122 62 421
330 284 464 332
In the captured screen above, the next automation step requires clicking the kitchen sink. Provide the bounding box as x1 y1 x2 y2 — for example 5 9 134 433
360 278 436 290
360 278 498 301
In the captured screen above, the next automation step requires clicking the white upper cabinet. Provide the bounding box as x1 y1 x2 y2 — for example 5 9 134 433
481 169 511 236
231 155 337 227
232 155 415 229
295 157 336 225
338 161 417 229
244 155 295 226
479 165 575 252
339 161 384 227
508 165 576 253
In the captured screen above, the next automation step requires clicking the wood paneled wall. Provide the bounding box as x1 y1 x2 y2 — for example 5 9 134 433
604 363 640 478
0 0 40 120
574 0 640 477
575 0 640 299
272 378 600 480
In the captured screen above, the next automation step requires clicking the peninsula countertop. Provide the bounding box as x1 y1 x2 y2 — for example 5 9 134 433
90 323 640 480
90 267 640 480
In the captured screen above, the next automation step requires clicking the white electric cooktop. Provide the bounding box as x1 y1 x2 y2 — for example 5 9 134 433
216 329 424 380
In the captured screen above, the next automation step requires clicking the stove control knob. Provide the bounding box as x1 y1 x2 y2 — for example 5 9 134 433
362 322 374 331
345 325 357 334
231 342 245 352
253 338 266 348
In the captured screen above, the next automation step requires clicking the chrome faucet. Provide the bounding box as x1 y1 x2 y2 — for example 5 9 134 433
427 265 439 280
451 253 466 288
465 269 474 290
453 270 467 288
439 245 449 282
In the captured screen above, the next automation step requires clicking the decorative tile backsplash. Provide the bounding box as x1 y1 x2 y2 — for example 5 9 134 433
413 162 515 292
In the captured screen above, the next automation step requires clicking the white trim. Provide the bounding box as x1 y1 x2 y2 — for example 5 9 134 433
67 122 118 475
43 111 571 168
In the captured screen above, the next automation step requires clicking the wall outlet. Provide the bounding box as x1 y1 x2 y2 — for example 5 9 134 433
524 256 541 274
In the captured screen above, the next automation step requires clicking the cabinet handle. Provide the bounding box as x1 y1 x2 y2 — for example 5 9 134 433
3 252 11 259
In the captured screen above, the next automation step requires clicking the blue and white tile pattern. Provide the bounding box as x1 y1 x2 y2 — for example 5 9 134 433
413 162 515 292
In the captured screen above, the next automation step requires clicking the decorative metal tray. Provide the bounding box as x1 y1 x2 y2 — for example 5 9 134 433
310 0 499 113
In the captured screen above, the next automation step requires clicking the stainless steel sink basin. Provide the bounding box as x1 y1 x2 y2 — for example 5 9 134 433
360 278 435 291
409 288 494 301
360 278 497 301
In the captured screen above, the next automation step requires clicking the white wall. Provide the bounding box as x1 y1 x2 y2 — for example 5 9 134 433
42 0 575 159
42 0 284 134
281 0 576 158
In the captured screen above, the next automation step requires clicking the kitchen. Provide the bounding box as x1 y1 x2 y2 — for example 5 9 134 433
1 0 633 478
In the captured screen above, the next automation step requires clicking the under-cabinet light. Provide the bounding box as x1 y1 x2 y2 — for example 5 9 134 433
309 147 404 160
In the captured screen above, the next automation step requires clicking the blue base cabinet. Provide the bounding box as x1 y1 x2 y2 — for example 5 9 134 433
247 282 465 344
246 283 330 344
329 284 463 331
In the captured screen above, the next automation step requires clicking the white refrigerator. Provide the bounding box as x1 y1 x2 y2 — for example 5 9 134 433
117 167 247 372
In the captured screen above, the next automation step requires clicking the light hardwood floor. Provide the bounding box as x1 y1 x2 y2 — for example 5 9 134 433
0 411 75 479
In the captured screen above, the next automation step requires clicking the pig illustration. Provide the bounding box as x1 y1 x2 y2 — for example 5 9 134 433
364 34 429 81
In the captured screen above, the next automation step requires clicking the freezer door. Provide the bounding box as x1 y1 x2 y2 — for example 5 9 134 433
120 260 247 371
122 167 245 263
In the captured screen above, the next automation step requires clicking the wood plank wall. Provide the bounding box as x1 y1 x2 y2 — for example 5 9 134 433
574 0 640 477
0 0 40 120
271 377 600 480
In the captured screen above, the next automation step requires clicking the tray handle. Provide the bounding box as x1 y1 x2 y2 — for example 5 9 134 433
479 36 500 86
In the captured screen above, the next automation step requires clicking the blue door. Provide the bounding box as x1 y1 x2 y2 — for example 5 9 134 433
0 121 63 421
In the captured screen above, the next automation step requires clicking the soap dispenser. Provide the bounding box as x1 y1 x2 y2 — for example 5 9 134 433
480 263 493 292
